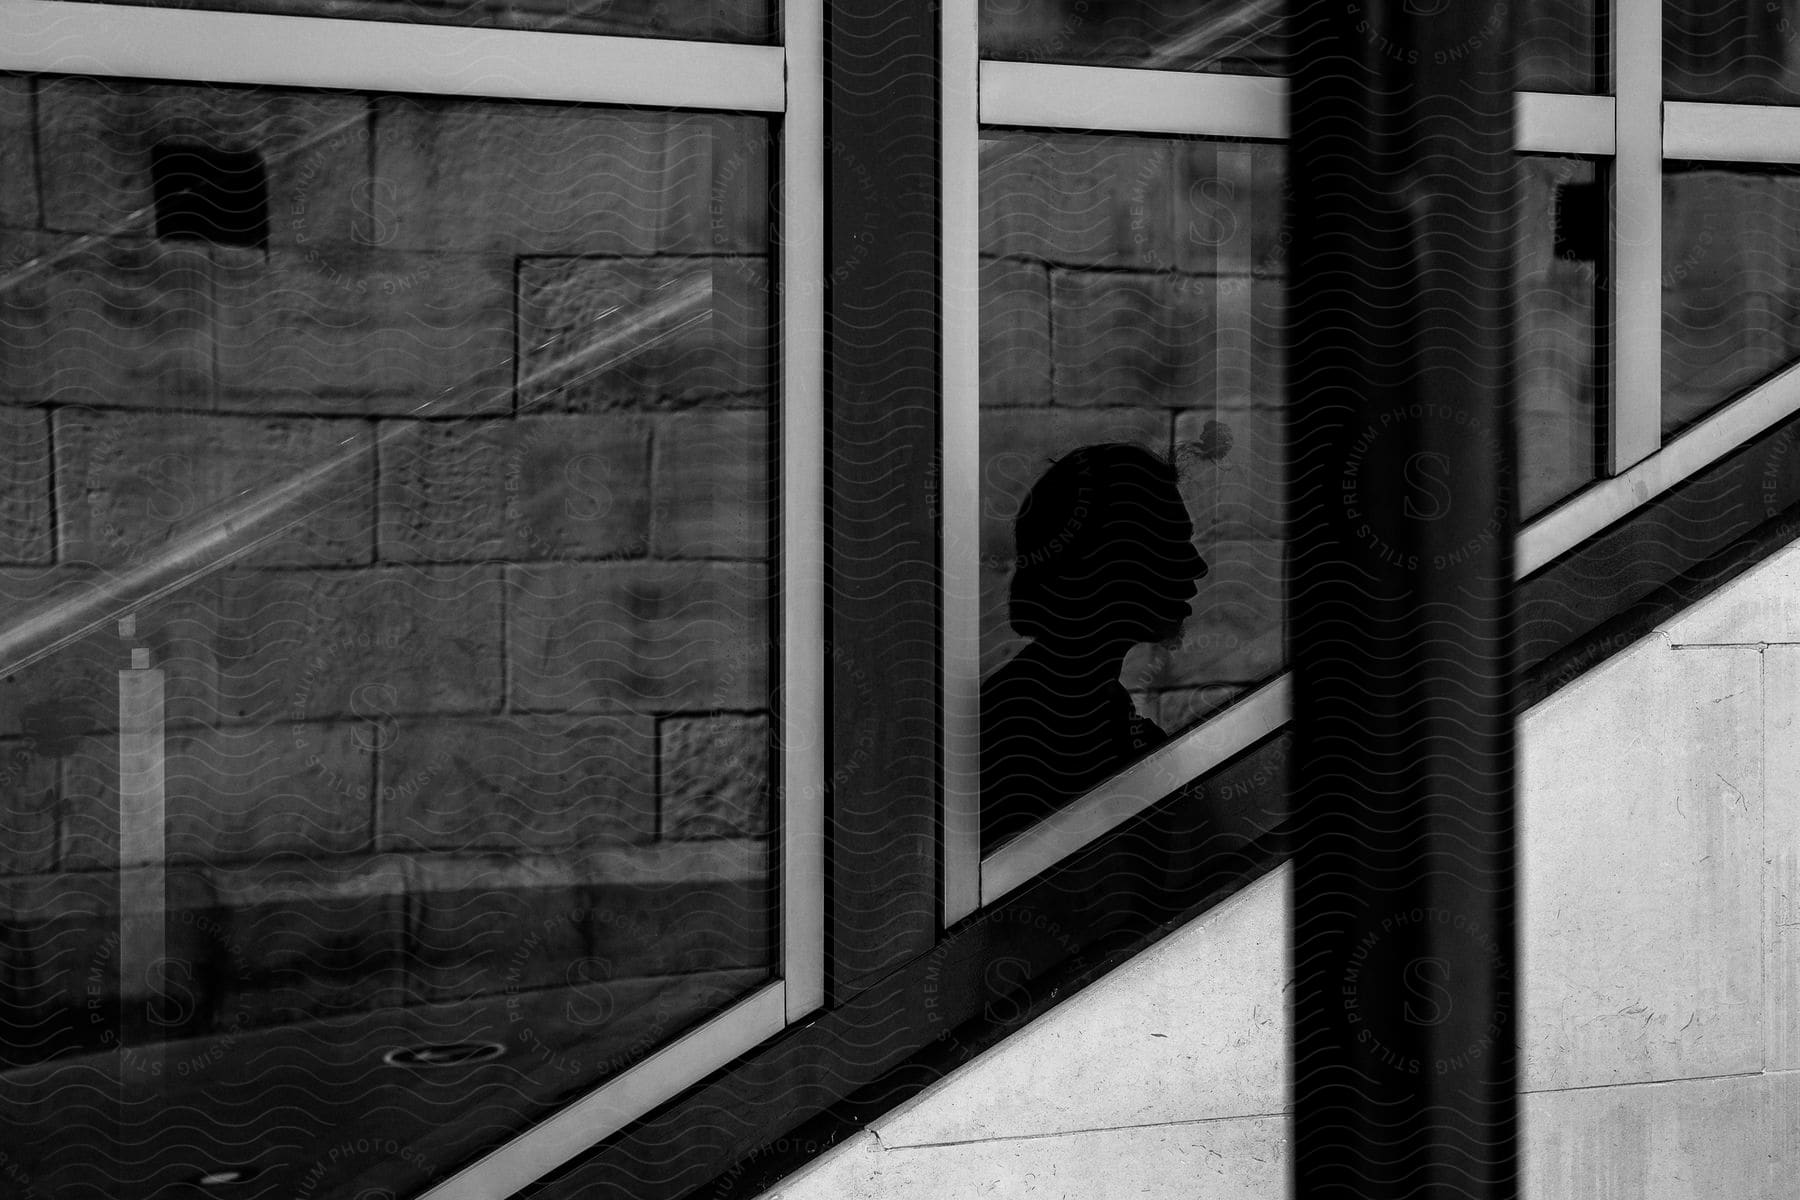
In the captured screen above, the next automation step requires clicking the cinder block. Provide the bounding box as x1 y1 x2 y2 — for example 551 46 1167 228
38 76 367 247
980 132 1179 267
508 561 770 713
376 713 656 851
650 408 771 558
0 77 36 228
0 739 58 876
1052 270 1219 407
0 408 52 563
979 258 1052 407
374 97 765 255
659 713 771 839
219 564 505 723
0 236 213 408
379 417 653 562
213 245 513 415
60 722 375 869
54 408 375 568
518 257 771 409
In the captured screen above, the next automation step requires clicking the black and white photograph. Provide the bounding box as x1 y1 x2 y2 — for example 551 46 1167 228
0 1 1795 1196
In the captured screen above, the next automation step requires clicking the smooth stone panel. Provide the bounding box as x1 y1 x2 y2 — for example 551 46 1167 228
1765 646 1800 1071
1662 539 1800 646
1523 1069 1800 1200
875 867 1288 1147
1519 634 1765 1092
765 1116 1287 1200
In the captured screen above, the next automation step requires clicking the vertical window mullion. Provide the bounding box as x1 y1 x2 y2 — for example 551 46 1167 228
1611 0 1664 472
780 0 827 1023
942 3 983 928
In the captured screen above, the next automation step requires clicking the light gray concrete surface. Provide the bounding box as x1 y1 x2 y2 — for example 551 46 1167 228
760 540 1800 1200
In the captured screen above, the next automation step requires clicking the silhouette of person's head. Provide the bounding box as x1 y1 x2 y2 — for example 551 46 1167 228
1008 442 1208 656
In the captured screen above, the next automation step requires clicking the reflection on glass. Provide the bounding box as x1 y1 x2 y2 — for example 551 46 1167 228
1664 163 1800 433
1665 0 1800 103
82 0 774 40
1516 156 1603 517
977 0 1599 92
977 132 1286 845
0 75 774 1197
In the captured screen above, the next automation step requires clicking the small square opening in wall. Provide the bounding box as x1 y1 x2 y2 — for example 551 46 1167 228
1553 179 1604 263
150 142 270 250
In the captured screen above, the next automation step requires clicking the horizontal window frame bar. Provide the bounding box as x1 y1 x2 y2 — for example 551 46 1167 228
981 674 1291 906
984 356 1800 901
0 0 785 110
1664 100 1800 162
1519 357 1800 575
981 61 1612 157
415 981 788 1200
1515 91 1614 155
979 60 1284 139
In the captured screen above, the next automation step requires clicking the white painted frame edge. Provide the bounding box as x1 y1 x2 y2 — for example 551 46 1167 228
980 60 1616 158
0 0 785 110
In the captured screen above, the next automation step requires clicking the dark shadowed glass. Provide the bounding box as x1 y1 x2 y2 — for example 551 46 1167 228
1664 163 1800 433
1515 155 1603 517
0 72 774 1198
978 0 1601 93
1665 0 1800 103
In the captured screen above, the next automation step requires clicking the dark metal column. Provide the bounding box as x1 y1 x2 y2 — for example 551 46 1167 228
1287 2 1519 1196
822 0 941 996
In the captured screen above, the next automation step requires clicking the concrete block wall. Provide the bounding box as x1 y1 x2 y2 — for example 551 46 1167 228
978 136 1595 727
1663 165 1800 435
758 536 1800 1200
978 132 1288 733
0 74 776 1060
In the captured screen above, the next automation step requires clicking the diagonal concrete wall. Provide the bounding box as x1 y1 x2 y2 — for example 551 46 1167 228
759 538 1800 1199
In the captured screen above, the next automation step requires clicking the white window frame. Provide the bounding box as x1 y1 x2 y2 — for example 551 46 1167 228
946 1 1800 914
0 1 826 1195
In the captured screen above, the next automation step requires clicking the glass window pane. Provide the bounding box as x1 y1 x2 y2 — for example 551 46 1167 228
80 0 774 41
1665 0 1800 102
978 131 1285 852
1516 155 1603 518
0 74 775 1197
1663 163 1800 433
977 0 1601 93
